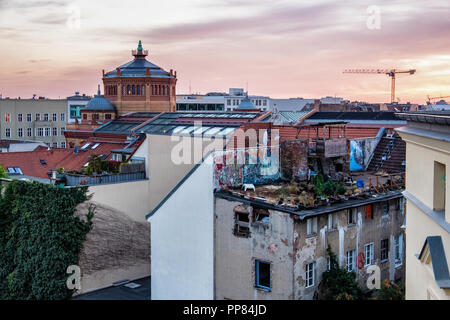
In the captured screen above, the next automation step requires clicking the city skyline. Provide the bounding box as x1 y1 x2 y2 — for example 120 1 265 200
0 0 449 104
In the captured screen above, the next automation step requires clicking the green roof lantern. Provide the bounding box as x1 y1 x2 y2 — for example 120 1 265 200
137 40 143 52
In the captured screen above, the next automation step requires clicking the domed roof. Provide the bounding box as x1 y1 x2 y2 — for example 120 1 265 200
237 94 256 110
85 86 116 111
104 41 171 79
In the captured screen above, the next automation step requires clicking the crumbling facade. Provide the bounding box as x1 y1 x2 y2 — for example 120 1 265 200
214 191 405 300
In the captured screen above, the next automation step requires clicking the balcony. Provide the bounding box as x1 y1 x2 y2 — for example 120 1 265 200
61 162 146 186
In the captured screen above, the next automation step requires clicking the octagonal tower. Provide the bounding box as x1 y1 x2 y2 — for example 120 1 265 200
102 41 177 115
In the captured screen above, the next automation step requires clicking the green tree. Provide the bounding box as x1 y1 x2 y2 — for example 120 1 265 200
0 165 9 179
323 179 336 196
373 279 405 300
0 180 93 300
312 173 324 196
315 245 365 300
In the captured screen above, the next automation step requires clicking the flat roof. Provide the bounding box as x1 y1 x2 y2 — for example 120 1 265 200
72 277 150 300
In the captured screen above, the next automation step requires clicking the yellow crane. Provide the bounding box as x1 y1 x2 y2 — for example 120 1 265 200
343 68 416 103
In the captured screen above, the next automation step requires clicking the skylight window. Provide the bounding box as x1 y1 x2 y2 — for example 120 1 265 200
80 142 92 150
91 143 101 149
172 126 186 134
203 127 224 136
7 167 23 175
193 126 210 135
180 126 196 134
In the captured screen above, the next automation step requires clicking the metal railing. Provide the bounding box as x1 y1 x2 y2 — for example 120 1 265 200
65 171 146 186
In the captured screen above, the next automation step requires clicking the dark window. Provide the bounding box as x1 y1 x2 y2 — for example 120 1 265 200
253 208 269 223
381 239 389 261
83 114 87 120
234 210 250 237
382 201 389 215
348 208 356 224
255 260 270 290
92 114 99 120
105 113 112 120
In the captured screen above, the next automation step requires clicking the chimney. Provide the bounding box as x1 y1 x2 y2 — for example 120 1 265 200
102 69 105 77
116 68 121 76
170 69 173 76
174 70 177 78
146 67 150 76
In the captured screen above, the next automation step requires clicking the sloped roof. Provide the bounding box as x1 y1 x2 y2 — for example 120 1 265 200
418 236 450 289
0 138 132 179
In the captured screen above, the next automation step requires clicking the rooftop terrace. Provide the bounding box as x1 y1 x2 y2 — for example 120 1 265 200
215 171 404 218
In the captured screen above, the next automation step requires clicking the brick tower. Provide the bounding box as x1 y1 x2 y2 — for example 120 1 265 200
102 40 177 115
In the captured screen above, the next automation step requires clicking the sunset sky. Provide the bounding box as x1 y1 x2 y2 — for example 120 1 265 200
0 0 449 103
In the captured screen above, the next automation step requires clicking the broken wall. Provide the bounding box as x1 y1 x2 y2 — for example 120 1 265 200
293 197 405 299
280 139 309 181
214 198 295 300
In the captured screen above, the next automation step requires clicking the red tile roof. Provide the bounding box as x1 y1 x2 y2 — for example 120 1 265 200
0 137 134 179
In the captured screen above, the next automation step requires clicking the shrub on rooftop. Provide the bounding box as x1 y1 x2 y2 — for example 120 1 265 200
312 173 324 197
0 180 93 300
323 179 336 196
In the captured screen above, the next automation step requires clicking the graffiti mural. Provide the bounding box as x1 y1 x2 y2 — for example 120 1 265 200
213 146 280 188
350 138 379 171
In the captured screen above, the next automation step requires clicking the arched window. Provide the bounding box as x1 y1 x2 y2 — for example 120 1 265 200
127 85 131 95
151 85 154 95
132 85 135 95
159 85 161 95
142 85 145 96
123 86 126 96
137 85 140 95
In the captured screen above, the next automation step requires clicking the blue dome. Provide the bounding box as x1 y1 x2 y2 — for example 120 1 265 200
85 86 116 111
237 96 255 110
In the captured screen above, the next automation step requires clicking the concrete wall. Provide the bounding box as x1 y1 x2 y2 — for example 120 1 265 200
214 198 295 299
398 130 450 300
74 201 150 295
88 179 150 223
149 159 215 299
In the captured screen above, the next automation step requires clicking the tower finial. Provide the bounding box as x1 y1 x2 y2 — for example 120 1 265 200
137 40 142 52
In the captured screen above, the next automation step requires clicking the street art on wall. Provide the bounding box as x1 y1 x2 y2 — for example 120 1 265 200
213 146 280 188
350 138 379 171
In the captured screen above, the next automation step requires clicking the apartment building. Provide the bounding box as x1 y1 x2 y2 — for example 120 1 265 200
0 98 68 148
396 111 450 300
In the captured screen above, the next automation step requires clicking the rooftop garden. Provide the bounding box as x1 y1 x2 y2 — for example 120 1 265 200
221 171 404 209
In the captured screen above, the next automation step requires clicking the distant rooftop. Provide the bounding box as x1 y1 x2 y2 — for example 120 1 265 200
306 111 402 121
95 111 264 137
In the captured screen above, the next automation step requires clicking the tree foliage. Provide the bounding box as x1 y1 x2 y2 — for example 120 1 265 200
0 165 9 179
315 245 365 300
0 180 93 300
373 279 405 300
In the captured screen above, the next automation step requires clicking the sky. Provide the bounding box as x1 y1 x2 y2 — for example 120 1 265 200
0 0 449 104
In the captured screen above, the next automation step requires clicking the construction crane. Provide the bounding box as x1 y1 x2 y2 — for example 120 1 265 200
427 95 450 104
343 68 416 103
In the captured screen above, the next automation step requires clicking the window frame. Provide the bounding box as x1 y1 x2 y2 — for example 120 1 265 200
305 262 316 288
346 250 356 272
364 242 374 267
380 239 389 262
255 260 271 291
307 217 317 236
